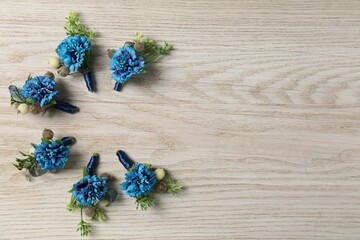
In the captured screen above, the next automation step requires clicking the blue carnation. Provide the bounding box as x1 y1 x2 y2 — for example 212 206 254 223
56 36 91 72
21 76 59 107
120 164 157 198
34 141 70 171
72 175 108 207
110 47 144 84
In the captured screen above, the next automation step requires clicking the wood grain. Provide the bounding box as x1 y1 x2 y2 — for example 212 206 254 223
0 0 360 239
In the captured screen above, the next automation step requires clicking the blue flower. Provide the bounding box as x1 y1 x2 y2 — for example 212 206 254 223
72 175 108 207
21 76 59 107
110 47 144 84
34 141 70 171
56 36 91 72
120 164 157 198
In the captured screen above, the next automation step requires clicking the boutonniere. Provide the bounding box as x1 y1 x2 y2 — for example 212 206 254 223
116 150 182 210
9 72 79 115
108 33 172 91
49 11 95 92
68 154 118 236
13 129 75 179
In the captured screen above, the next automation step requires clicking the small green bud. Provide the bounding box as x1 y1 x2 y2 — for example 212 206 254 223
44 71 55 79
123 41 134 49
100 172 112 182
42 128 54 140
156 182 168 192
29 104 41 114
134 42 144 52
57 66 70 77
84 207 96 218
107 49 116 59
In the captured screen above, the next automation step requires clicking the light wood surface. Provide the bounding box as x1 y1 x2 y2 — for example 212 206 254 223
1 0 360 239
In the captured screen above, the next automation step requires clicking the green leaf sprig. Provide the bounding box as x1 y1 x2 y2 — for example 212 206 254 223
133 32 172 64
65 11 95 41
166 177 183 194
13 151 36 171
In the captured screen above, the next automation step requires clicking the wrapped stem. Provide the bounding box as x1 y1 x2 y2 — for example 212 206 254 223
61 136 76 146
83 72 94 92
114 82 123 91
87 153 99 176
116 150 134 170
54 101 79 114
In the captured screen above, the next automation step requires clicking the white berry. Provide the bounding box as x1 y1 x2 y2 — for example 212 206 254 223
29 147 35 155
48 56 60 69
155 168 166 180
17 103 29 114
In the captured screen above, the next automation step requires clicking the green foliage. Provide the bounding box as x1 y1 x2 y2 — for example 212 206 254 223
13 152 36 171
133 32 172 64
82 166 87 178
77 208 91 237
67 195 80 212
41 138 52 144
64 11 95 41
91 206 107 221
135 195 155 211
166 177 183 195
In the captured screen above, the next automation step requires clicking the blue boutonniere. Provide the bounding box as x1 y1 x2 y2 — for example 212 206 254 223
9 72 79 115
13 129 75 180
108 33 172 91
49 11 96 92
68 154 118 237
116 150 182 211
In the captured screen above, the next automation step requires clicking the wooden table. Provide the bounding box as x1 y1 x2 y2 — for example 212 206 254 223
0 0 359 239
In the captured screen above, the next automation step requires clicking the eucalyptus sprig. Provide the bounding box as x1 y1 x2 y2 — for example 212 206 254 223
65 11 95 41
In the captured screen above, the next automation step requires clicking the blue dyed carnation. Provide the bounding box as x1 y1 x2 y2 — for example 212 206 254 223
56 36 91 72
120 163 157 198
34 141 70 171
110 47 145 84
72 175 108 207
21 76 59 107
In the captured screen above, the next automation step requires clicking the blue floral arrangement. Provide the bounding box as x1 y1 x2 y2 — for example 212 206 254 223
9 72 79 115
49 11 96 92
13 129 75 179
117 150 182 210
108 33 173 91
68 154 118 237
